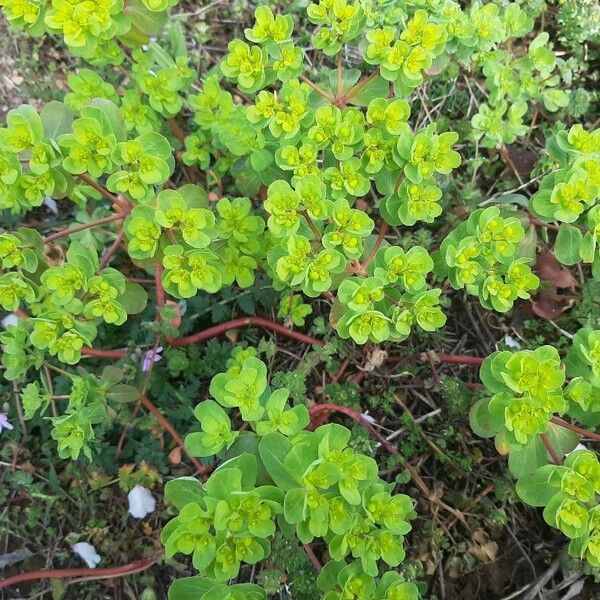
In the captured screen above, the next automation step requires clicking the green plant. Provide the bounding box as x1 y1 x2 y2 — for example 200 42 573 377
162 354 416 598
471 328 600 564
0 0 599 596
531 126 600 271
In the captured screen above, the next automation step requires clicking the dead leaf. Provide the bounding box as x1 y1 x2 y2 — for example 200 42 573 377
535 252 578 289
365 348 387 372
468 529 499 564
168 447 181 465
530 287 576 321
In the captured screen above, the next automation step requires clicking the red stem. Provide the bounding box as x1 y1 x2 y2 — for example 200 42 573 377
168 316 324 348
436 354 484 366
139 394 209 475
98 228 125 271
551 416 600 442
541 432 563 465
81 346 127 359
0 556 157 589
154 264 166 309
77 173 125 209
303 544 323 572
43 213 126 244
80 316 324 360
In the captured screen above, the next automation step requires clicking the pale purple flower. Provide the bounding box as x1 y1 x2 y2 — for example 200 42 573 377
0 414 13 433
142 347 163 372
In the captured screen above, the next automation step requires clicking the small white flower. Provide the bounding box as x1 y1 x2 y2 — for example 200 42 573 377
1 314 18 329
566 443 588 457
504 334 521 349
72 542 101 568
43 197 59 214
361 412 377 425
127 485 156 519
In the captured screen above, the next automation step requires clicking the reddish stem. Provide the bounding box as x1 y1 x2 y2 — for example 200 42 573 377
139 394 209 476
303 544 323 572
309 403 398 454
0 556 157 589
76 173 125 209
362 221 389 268
435 354 484 366
154 264 166 309
169 316 324 348
300 75 336 103
344 69 380 102
80 317 324 359
81 346 127 359
551 416 600 442
541 432 563 465
43 213 126 244
98 228 125 271
528 215 560 231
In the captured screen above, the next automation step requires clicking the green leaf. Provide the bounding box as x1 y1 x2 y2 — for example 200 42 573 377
469 398 500 438
119 281 148 314
554 224 583 266
250 148 273 172
107 384 139 404
164 477 203 509
83 100 127 142
125 0 168 36
168 577 215 600
258 432 299 491
515 465 561 506
204 467 241 499
348 76 389 107
41 101 74 140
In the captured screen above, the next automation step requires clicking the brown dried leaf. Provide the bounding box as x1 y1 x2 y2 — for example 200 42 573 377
535 252 578 289
168 447 182 465
530 287 576 321
468 529 499 564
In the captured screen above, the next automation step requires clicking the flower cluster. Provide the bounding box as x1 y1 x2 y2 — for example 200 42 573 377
530 125 600 271
436 206 539 312
472 33 569 147
0 0 178 63
473 329 600 567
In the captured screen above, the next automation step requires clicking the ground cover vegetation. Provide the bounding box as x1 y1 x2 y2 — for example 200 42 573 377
0 0 598 597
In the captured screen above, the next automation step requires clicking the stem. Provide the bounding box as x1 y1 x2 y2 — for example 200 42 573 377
344 69 380 102
170 316 324 348
0 556 158 589
81 316 324 359
43 213 126 244
528 215 560 231
81 346 128 359
139 394 209 475
362 221 388 268
429 353 484 366
300 75 336 103
154 264 166 309
337 51 343 99
541 432 562 465
98 228 125 271
303 544 323 572
301 210 322 241
77 173 124 208
551 416 600 442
